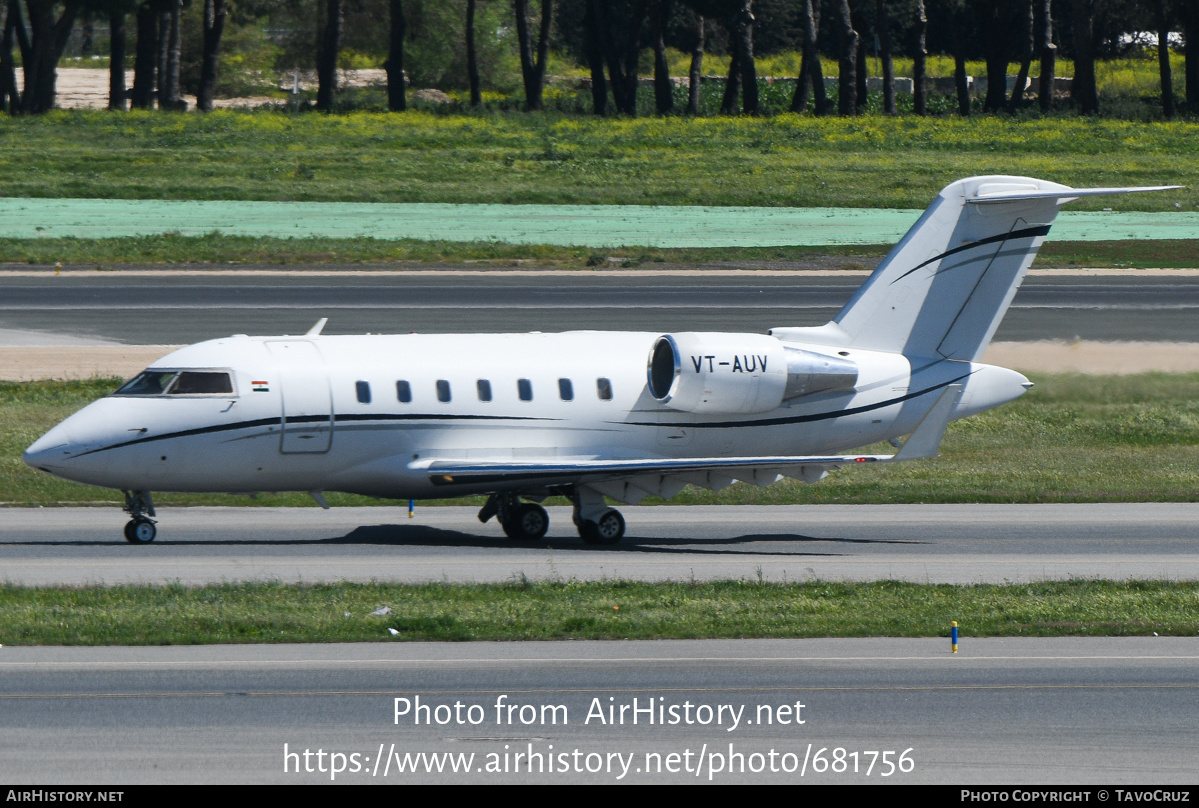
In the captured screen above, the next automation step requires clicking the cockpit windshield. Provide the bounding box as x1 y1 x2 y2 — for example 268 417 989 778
115 371 178 396
114 370 235 397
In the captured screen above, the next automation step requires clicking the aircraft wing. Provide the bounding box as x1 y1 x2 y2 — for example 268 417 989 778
419 385 962 502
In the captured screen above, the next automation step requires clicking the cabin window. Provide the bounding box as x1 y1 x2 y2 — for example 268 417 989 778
517 379 533 401
436 380 452 402
558 378 574 401
396 380 412 403
597 377 613 400
477 380 492 402
356 381 371 404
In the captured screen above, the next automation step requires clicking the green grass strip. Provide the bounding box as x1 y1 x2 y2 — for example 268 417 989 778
1 110 1197 211
1 580 1195 645
2 235 1196 269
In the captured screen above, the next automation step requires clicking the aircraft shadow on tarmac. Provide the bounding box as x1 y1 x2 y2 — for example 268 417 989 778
8 525 923 552
316 524 925 556
9 524 924 553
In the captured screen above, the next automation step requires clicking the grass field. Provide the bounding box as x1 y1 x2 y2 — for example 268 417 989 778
5 373 1198 508
1 111 1196 210
2 235 1197 269
1 579 1195 645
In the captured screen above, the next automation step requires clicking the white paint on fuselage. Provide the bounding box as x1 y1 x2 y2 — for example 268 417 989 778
23 331 1029 500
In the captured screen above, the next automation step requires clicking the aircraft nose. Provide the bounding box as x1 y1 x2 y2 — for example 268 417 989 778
23 423 76 472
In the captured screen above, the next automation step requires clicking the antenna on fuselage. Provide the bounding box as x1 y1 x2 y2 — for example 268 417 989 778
305 318 329 336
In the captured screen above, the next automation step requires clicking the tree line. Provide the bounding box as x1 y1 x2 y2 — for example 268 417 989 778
2 0 1197 117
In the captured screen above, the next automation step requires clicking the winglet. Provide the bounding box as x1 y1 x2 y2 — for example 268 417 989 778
306 318 329 336
893 384 963 461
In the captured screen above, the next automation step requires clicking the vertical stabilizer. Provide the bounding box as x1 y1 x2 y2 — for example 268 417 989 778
827 176 1176 361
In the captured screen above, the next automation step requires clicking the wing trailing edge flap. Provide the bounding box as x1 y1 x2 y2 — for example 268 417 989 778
420 385 963 503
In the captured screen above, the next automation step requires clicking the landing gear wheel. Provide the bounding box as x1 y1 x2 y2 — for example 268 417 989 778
501 503 549 541
578 509 624 545
123 518 157 544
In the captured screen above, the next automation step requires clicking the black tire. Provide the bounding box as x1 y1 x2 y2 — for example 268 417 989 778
578 509 624 545
124 518 156 544
502 503 549 541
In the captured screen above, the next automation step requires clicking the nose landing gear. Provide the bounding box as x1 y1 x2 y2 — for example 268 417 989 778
122 490 157 543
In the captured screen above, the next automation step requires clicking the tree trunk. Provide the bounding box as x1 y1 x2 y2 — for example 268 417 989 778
1 0 27 113
1037 0 1055 112
652 0 672 114
854 9 867 111
953 8 970 116
465 0 480 106
792 0 827 114
164 0 182 108
1070 0 1099 114
736 0 757 114
1158 0 1175 118
197 0 226 112
1008 0 1033 110
791 2 811 112
1184 0 1198 106
385 0 406 111
912 0 927 115
592 0 643 116
155 8 168 106
980 2 1009 112
130 2 157 109
834 0 857 115
585 0 607 114
21 0 80 113
108 10 126 110
876 0 894 114
719 39 740 114
687 12 702 114
514 0 552 111
316 0 343 112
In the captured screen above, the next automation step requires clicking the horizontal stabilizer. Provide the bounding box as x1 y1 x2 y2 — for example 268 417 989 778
968 185 1181 203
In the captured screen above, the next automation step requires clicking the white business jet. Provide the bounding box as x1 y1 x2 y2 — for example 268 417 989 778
24 175 1174 544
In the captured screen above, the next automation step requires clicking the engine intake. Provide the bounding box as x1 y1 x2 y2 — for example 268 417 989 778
647 333 858 414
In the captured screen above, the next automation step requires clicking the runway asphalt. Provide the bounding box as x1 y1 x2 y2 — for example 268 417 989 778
3 271 1199 342
1 638 1195 784
4 504 1199 586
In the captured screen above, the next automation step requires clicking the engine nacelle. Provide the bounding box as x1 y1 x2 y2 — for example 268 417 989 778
647 333 858 414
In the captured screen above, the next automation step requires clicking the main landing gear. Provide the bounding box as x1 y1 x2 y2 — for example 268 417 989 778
571 486 625 545
477 489 627 545
575 508 625 545
478 493 550 541
122 490 157 543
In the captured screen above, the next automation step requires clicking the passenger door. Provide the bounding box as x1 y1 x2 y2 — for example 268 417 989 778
266 340 333 453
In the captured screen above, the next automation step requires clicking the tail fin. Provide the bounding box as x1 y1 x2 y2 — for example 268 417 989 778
823 176 1177 361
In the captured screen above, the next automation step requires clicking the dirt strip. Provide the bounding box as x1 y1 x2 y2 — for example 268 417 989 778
2 341 1196 382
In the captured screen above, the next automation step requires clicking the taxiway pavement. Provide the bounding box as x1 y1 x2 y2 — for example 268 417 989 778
3 270 1199 342
4 504 1198 586
2 638 1195 784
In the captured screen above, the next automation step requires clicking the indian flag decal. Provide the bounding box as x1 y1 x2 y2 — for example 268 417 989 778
252 380 270 392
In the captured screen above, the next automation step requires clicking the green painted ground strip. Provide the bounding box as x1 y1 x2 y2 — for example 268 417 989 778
2 198 1196 247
